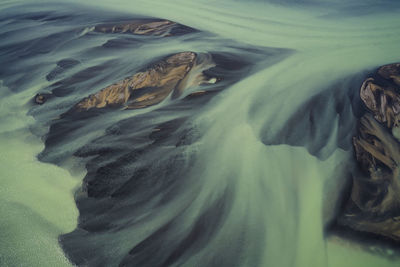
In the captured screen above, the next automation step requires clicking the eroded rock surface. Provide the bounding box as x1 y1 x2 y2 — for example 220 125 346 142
75 51 211 110
340 63 400 241
94 19 196 37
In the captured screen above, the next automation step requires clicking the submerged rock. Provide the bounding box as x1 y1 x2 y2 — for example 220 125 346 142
75 51 209 111
34 93 52 105
340 63 400 241
94 19 196 37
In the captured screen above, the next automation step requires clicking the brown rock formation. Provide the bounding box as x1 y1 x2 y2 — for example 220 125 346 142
94 19 195 37
34 94 47 105
75 51 213 111
340 63 400 241
34 93 52 105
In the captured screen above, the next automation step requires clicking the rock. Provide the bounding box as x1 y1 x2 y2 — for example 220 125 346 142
75 51 211 111
94 19 196 37
360 69 400 128
34 93 52 105
186 90 207 98
340 63 400 242
378 63 400 86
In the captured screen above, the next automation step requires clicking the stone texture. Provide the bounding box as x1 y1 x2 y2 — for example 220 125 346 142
75 52 198 110
94 19 196 37
34 93 52 105
340 63 400 241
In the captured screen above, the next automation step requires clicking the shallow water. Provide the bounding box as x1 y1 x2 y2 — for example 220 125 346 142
1 0 400 266
0 82 81 266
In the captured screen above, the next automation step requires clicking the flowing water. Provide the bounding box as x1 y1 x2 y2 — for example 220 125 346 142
1 0 400 266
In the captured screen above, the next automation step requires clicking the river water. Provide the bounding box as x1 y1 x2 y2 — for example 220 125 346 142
0 0 400 266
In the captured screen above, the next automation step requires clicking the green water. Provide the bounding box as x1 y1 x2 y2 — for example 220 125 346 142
1 0 400 266
0 82 80 267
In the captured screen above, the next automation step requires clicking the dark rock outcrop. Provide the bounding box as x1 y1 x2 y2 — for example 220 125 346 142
34 93 52 105
340 63 400 241
94 19 196 37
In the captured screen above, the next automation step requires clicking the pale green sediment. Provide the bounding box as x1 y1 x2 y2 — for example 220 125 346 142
0 83 79 267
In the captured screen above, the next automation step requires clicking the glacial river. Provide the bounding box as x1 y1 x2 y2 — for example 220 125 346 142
1 0 400 266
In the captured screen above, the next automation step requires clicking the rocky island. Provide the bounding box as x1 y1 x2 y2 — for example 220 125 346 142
340 63 400 242
94 19 196 36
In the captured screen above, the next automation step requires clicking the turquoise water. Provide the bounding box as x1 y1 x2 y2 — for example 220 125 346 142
1 0 400 266
0 82 81 266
